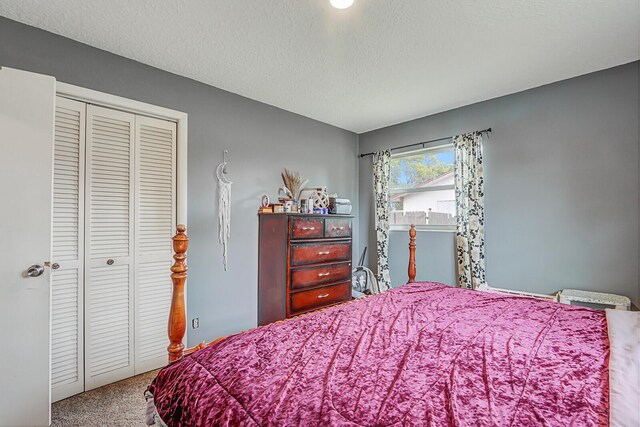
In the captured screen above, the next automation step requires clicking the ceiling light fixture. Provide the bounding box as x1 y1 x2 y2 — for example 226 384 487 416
330 0 354 9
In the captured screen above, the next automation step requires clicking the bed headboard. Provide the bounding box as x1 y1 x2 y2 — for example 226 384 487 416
166 223 418 363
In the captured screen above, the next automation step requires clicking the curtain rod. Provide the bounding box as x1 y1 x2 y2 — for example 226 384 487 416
357 128 492 158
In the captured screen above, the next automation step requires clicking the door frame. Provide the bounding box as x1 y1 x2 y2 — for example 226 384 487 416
55 81 188 347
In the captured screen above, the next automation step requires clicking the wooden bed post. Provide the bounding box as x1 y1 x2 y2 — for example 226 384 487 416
168 224 189 363
407 224 416 283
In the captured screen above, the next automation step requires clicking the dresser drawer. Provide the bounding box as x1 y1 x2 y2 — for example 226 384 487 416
325 218 352 238
290 262 352 290
290 242 351 266
290 282 351 314
290 217 324 239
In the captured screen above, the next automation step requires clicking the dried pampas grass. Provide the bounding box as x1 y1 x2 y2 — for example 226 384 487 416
281 169 307 200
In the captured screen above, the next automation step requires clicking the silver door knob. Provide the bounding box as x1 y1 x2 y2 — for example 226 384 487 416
27 264 44 277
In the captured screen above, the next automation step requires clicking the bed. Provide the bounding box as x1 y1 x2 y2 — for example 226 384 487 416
146 225 639 426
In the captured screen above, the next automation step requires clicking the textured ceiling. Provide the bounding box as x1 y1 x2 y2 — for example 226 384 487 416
1 1 638 133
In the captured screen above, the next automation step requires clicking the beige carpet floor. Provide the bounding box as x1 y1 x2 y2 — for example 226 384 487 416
52 370 159 426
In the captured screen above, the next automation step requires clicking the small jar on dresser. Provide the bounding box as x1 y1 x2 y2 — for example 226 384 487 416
258 213 354 326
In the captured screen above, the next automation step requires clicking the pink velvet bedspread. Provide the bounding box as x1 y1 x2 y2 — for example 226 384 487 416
148 282 609 426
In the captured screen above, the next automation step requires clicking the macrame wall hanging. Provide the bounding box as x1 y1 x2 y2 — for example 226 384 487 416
216 150 232 270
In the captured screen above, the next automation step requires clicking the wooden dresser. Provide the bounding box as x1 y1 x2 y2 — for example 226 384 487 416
258 213 353 326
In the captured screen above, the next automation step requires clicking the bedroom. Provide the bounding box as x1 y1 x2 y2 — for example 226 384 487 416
0 1 638 426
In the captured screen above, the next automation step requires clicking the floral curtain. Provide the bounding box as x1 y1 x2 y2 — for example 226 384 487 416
372 150 392 292
454 132 486 290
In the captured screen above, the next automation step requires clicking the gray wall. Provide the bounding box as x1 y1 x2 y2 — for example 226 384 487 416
0 17 359 346
359 62 639 305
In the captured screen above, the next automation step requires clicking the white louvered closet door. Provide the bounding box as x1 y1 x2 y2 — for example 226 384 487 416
85 105 136 390
134 116 177 373
51 97 86 402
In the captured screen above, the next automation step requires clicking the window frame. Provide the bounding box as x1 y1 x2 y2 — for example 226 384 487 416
389 140 456 233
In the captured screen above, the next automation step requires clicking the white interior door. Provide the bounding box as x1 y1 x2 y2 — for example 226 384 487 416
84 104 135 390
0 67 55 426
134 115 177 373
51 96 86 402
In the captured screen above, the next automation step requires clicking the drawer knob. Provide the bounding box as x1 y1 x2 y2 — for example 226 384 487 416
333 226 345 230
318 272 330 277
317 251 330 255
317 293 330 299
301 226 316 231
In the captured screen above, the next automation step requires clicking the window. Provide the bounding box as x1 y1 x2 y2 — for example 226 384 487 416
390 143 456 230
